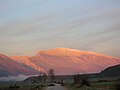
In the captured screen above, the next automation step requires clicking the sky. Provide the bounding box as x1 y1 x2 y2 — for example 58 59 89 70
0 0 120 57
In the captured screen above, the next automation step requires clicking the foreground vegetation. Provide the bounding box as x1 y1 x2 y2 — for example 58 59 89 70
0 83 41 90
64 82 119 90
0 68 120 90
0 82 57 90
0 81 120 90
64 79 120 90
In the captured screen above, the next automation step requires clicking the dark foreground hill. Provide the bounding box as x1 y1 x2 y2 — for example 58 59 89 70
99 64 120 77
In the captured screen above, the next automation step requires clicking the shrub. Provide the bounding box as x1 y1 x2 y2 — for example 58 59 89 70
82 78 90 87
114 81 120 90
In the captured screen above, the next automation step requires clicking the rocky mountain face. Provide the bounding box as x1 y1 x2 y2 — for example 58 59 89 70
0 48 120 76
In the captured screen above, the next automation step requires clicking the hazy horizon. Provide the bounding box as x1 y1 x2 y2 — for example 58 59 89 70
0 0 120 57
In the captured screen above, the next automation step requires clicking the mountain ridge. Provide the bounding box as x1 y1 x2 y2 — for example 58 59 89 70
37 47 114 58
31 48 120 74
0 47 120 76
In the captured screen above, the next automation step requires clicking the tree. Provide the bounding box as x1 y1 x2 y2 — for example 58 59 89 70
38 72 48 83
73 74 90 86
114 81 120 90
81 75 90 86
73 74 81 84
48 69 55 82
38 72 43 82
43 73 47 82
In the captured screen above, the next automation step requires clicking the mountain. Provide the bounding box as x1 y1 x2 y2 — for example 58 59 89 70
0 47 120 76
30 48 120 75
0 54 39 77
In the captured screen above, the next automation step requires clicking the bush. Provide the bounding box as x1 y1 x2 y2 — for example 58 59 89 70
82 78 90 87
9 85 20 89
47 83 55 86
114 81 120 90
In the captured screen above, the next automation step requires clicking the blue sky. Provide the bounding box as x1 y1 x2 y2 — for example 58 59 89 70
0 0 120 57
